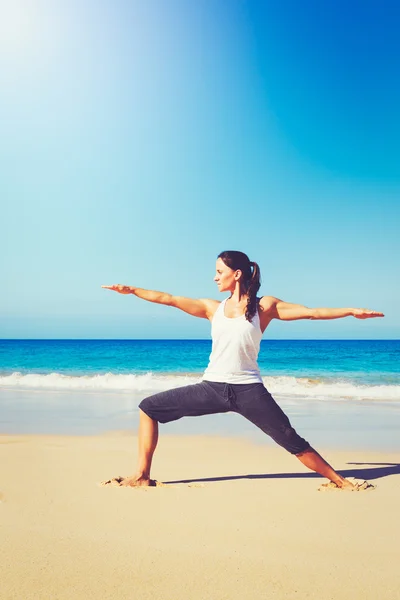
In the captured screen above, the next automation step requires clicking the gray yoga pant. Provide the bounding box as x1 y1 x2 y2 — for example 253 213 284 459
139 380 310 455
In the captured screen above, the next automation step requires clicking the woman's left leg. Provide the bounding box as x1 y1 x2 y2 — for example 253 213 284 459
233 383 355 488
295 447 353 488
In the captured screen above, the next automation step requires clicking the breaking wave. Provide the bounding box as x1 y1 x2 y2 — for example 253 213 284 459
0 372 399 401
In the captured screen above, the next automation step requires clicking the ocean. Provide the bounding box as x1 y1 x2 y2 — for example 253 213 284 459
1 339 399 448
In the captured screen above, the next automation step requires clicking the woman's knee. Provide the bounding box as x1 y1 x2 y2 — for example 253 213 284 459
295 445 313 457
274 426 310 455
138 395 163 422
138 390 183 424
139 406 156 421
138 396 152 413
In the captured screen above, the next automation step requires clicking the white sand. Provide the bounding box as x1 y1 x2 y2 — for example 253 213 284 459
1 433 399 600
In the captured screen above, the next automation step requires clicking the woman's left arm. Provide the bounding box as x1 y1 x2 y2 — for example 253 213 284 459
260 296 384 321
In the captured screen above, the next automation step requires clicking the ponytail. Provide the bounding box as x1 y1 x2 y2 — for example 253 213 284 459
244 261 261 322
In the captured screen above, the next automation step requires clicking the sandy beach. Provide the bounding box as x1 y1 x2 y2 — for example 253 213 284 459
1 432 399 600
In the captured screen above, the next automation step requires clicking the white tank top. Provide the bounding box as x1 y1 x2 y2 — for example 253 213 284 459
202 298 263 384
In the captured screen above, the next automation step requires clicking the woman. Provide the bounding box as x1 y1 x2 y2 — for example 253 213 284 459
102 250 383 490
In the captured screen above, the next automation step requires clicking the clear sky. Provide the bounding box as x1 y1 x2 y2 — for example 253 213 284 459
1 0 399 339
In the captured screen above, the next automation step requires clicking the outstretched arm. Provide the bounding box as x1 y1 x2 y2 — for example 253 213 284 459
260 296 384 322
101 285 219 320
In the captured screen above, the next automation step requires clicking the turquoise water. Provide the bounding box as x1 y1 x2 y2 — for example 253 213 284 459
0 339 399 397
1 339 399 380
1 339 399 446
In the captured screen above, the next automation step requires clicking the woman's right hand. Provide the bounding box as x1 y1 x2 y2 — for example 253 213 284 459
101 285 132 295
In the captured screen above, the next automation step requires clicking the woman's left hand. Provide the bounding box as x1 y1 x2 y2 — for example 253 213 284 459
352 308 384 319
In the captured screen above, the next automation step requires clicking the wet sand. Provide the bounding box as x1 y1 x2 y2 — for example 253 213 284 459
1 433 399 599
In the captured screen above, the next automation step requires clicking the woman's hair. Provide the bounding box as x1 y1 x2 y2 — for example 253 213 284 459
218 250 261 322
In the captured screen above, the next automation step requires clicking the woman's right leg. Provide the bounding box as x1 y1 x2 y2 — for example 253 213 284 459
120 409 159 487
120 381 229 487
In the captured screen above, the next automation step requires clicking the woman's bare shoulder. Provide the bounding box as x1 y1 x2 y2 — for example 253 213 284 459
199 298 221 320
258 296 278 311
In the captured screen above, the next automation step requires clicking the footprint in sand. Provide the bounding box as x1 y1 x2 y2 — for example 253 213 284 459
100 476 126 487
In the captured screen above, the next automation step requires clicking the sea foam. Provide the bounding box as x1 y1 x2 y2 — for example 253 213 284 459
0 371 399 401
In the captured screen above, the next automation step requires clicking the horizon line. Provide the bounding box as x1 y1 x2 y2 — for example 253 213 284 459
0 338 398 342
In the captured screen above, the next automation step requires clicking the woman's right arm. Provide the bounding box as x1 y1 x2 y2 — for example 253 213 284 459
101 285 219 320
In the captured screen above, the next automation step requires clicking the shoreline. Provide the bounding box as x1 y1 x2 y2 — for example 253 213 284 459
1 432 399 599
1 387 400 452
1 424 400 455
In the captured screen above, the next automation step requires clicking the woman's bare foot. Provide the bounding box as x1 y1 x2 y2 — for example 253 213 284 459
327 475 355 489
100 474 157 487
119 475 157 487
337 478 356 490
319 477 375 492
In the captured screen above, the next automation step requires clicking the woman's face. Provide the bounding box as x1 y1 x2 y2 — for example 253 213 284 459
214 258 241 292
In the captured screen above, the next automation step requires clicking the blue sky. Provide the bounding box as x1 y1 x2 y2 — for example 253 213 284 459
1 0 399 339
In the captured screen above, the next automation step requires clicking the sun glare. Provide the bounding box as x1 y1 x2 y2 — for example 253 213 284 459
0 1 37 50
